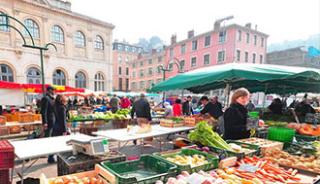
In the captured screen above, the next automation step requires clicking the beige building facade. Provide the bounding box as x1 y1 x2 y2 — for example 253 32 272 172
0 0 114 92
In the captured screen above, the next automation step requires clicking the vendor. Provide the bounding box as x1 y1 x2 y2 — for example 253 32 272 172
268 98 283 115
223 88 250 140
163 102 173 117
200 96 223 119
295 98 315 122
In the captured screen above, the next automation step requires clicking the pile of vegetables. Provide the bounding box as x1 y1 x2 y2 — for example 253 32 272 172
285 141 317 156
69 109 131 122
169 117 184 122
188 121 233 152
264 121 287 127
313 141 320 156
115 108 131 116
219 156 301 183
264 149 320 174
287 123 320 136
166 155 209 168
159 170 225 184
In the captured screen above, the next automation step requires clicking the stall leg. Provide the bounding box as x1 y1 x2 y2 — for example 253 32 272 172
21 160 25 184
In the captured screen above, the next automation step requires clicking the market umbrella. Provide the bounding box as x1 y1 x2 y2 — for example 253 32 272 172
150 63 320 94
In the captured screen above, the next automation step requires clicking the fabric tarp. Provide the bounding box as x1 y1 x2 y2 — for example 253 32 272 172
150 63 320 94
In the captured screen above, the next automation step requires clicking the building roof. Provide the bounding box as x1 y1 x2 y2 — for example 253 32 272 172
22 0 115 29
168 24 269 48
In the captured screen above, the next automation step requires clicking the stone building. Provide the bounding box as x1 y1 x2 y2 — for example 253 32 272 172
112 41 143 91
0 0 114 92
266 47 320 68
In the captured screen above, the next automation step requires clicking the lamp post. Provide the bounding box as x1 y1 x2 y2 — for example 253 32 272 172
157 57 184 103
0 14 57 97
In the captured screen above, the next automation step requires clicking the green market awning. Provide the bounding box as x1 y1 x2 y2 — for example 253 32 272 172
150 63 320 94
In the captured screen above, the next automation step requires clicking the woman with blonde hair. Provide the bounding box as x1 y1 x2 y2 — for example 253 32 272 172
223 88 251 140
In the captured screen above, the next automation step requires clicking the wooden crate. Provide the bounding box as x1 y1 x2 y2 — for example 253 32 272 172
183 117 196 127
8 125 21 134
40 164 109 184
239 137 283 155
0 127 9 136
160 119 184 128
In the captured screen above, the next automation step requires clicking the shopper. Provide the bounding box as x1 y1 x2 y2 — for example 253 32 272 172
52 95 68 136
246 100 255 111
110 94 120 113
40 86 56 163
295 98 316 122
173 98 182 116
211 96 223 113
131 93 151 124
268 98 283 114
163 102 173 117
223 88 251 140
120 96 131 109
182 96 193 116
200 96 223 119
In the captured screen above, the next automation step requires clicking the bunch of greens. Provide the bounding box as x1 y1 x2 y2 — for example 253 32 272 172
286 141 317 156
188 121 233 151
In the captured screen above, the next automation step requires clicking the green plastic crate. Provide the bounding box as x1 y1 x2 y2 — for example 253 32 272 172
248 111 259 119
154 148 218 173
100 155 177 184
208 140 260 159
268 127 295 143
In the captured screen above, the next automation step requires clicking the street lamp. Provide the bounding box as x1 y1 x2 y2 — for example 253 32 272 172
0 14 57 96
157 57 184 103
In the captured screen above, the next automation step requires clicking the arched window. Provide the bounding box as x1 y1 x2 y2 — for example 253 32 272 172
0 12 9 32
94 35 104 50
0 64 13 82
74 31 85 47
94 72 105 91
24 19 40 38
75 71 86 88
51 25 64 43
53 69 66 85
27 67 41 84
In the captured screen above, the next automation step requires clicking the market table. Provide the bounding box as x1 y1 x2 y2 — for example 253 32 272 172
94 125 194 151
10 133 102 184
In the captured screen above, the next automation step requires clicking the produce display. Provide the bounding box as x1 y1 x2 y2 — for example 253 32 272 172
238 138 283 155
285 141 317 156
166 155 209 168
188 121 233 152
264 121 287 127
69 109 131 122
287 123 320 136
48 175 104 184
160 117 185 128
264 149 320 174
161 170 225 184
313 141 320 156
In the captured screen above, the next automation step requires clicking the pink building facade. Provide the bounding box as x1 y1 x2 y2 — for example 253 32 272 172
130 50 165 92
164 24 268 78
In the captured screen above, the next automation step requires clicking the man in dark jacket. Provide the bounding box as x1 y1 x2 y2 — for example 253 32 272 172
131 93 151 122
200 96 223 119
182 96 194 116
40 86 55 163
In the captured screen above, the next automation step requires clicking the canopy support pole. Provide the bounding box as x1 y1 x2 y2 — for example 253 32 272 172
262 84 268 117
225 83 231 107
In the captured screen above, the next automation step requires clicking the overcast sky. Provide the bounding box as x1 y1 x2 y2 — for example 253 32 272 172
72 0 320 45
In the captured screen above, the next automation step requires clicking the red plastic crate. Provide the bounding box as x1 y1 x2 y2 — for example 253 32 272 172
0 169 10 184
0 140 14 169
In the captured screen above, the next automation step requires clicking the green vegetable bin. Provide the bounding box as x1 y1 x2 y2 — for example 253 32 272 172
267 127 295 143
100 155 177 184
154 148 218 173
248 111 259 119
208 140 260 159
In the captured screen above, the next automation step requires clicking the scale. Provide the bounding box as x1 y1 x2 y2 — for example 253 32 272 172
67 138 109 156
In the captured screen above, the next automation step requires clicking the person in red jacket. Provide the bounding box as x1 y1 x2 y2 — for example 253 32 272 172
173 98 182 116
120 96 131 109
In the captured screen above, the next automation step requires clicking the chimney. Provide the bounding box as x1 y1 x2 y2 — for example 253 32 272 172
214 21 221 31
245 23 252 29
151 49 157 54
188 30 194 39
170 34 177 45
